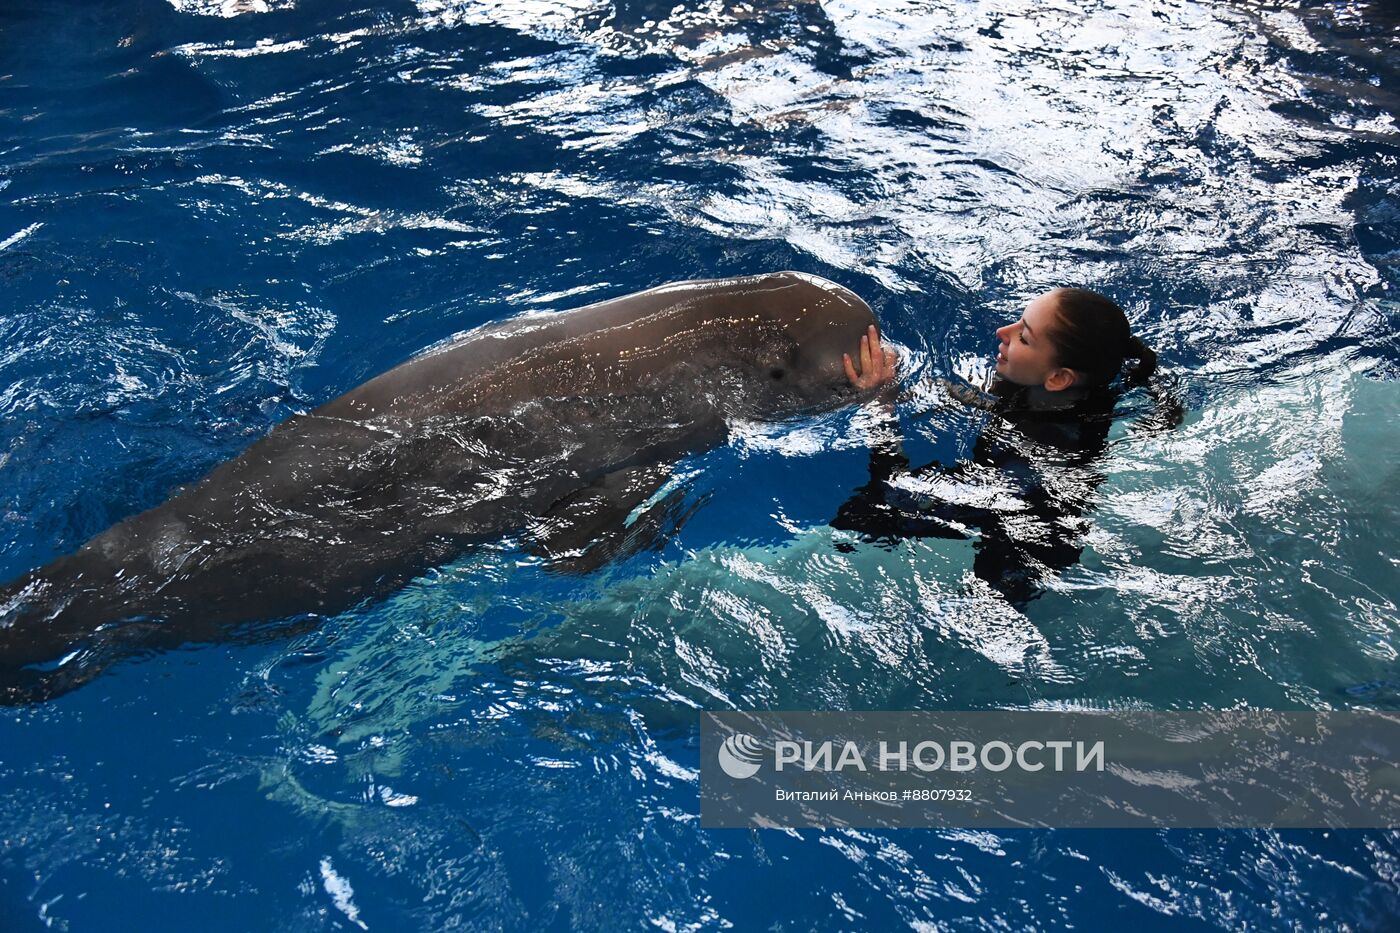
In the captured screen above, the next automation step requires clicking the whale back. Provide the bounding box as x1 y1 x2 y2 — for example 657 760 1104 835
315 271 875 424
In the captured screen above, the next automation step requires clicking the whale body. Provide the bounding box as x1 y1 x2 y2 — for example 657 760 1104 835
0 271 875 700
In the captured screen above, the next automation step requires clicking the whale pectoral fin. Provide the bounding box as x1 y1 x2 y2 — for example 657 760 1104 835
528 462 690 574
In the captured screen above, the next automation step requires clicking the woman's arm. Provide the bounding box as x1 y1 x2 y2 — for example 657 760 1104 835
842 324 906 483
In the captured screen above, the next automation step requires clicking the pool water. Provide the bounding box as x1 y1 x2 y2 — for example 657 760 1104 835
2 0 1398 928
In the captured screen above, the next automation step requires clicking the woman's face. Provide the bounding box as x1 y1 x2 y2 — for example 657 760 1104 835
994 291 1070 388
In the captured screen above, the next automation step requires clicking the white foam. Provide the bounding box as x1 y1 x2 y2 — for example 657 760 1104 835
319 858 368 930
0 222 42 252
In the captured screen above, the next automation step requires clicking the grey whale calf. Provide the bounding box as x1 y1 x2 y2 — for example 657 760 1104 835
0 271 876 701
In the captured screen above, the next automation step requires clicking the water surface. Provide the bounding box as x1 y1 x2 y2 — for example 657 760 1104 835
1 0 1398 928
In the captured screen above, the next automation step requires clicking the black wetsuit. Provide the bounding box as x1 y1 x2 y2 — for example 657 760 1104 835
832 377 1117 606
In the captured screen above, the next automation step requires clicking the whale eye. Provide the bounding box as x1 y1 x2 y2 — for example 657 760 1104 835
769 367 786 380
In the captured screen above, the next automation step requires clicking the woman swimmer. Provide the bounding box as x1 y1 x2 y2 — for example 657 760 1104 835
845 287 1158 401
837 287 1174 605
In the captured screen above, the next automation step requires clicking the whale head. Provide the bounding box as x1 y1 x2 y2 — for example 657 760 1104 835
729 271 881 416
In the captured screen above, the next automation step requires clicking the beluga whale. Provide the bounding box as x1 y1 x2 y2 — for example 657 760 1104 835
0 271 879 702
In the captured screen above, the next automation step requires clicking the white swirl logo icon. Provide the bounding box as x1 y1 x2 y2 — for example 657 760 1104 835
718 733 764 779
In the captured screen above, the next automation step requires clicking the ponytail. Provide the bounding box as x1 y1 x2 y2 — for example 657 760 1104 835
1122 334 1157 386
1123 333 1182 432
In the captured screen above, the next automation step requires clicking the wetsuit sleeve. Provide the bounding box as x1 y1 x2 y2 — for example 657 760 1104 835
862 403 910 486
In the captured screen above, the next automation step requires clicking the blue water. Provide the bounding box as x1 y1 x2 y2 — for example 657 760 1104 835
2 0 1399 928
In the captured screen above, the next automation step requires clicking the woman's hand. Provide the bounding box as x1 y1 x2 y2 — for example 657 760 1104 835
844 325 898 391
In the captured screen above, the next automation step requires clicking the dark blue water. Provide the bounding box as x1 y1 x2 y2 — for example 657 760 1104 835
2 0 1399 928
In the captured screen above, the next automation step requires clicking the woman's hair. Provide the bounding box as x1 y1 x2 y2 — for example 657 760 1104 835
1047 288 1157 387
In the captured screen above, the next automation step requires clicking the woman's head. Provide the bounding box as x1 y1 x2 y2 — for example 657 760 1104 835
994 288 1156 390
